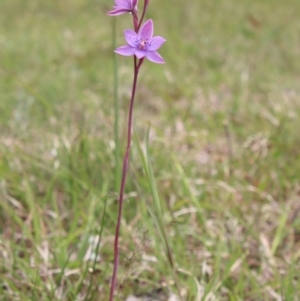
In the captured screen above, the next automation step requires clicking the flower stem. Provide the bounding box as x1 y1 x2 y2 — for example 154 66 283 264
138 0 148 30
109 56 143 301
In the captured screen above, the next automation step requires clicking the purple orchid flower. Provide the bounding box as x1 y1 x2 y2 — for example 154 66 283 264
108 0 138 16
114 19 166 64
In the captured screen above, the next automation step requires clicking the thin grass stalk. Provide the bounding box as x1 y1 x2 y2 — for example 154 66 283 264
133 130 183 301
85 195 108 299
112 18 120 191
144 131 183 301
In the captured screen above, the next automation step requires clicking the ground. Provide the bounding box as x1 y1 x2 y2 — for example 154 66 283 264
0 0 300 300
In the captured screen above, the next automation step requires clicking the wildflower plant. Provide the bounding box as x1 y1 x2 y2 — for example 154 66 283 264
107 1 166 300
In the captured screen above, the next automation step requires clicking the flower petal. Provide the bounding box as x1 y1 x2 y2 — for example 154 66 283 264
147 36 166 51
134 49 147 59
115 45 136 56
139 19 153 40
132 0 138 8
124 29 138 48
115 0 131 8
145 51 165 64
107 9 129 16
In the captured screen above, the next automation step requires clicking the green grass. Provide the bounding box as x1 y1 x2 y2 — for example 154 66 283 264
1 0 300 300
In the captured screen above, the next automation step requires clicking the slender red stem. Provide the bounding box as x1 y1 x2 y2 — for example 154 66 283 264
132 12 139 32
109 56 143 301
138 0 148 30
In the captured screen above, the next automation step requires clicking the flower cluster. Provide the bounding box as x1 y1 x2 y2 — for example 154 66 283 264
108 0 166 64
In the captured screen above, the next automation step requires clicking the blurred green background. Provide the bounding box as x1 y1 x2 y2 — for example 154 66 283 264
1 0 300 300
